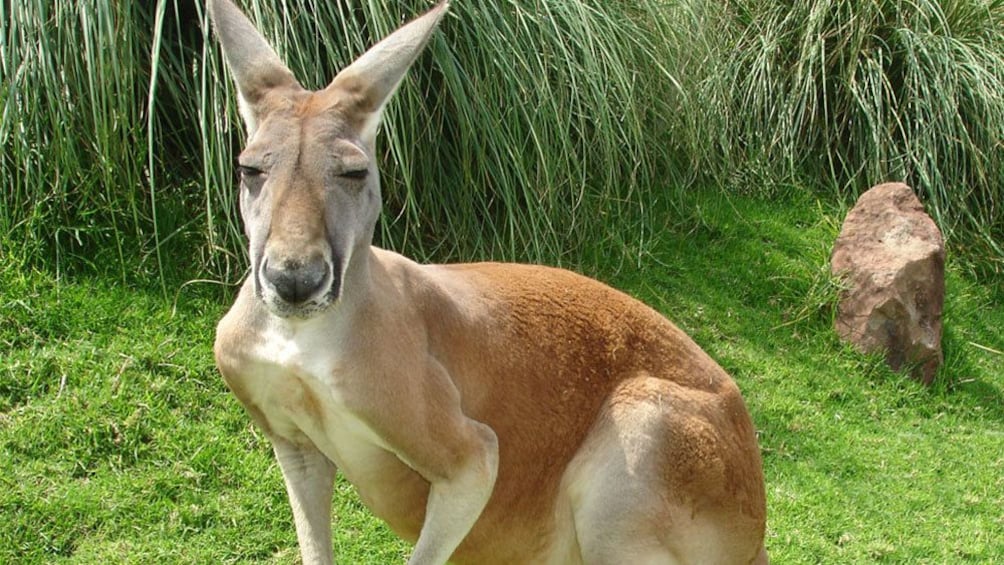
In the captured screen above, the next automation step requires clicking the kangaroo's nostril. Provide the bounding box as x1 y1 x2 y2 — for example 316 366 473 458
263 258 327 304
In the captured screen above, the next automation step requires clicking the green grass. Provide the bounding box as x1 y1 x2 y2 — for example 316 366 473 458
3 188 1001 563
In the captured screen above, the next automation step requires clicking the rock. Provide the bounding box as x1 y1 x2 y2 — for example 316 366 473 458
831 182 945 384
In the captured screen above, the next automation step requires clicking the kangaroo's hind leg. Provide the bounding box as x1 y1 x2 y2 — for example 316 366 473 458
563 375 767 565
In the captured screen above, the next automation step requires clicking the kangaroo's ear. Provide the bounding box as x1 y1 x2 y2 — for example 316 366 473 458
324 1 449 143
208 0 302 134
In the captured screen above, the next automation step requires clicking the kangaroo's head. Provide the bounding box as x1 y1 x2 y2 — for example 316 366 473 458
209 0 447 318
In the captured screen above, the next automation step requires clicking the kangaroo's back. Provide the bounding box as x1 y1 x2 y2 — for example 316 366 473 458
432 261 734 392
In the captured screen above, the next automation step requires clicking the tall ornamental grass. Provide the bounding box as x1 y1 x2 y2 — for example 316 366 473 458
2 0 1002 283
1 1 150 280
673 0 1004 272
1 0 678 283
1 1 213 287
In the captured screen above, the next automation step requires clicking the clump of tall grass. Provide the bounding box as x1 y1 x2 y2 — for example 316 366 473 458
1 0 679 284
0 1 212 287
5 0 1002 283
675 0 1004 273
1 1 149 279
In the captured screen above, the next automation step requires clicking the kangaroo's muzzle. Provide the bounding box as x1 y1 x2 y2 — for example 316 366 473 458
262 256 329 305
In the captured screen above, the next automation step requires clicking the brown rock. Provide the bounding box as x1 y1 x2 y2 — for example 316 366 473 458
831 182 945 384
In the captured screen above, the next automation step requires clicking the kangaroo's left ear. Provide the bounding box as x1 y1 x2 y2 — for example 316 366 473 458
208 0 303 134
323 1 449 144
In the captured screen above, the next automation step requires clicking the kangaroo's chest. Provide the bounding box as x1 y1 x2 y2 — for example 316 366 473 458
228 324 430 537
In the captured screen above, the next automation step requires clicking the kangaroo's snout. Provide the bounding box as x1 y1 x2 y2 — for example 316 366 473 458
262 256 329 305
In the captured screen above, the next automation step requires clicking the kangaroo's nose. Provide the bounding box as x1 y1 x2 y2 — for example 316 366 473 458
263 258 327 304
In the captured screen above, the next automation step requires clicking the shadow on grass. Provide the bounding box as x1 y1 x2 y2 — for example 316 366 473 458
939 322 1004 423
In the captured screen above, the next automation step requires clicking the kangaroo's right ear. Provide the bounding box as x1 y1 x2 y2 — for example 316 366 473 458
208 0 302 134
323 1 449 145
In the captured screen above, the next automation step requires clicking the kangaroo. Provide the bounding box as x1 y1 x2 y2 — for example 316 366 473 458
208 1 767 563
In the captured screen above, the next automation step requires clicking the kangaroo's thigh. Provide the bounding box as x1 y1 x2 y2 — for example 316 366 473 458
564 376 765 565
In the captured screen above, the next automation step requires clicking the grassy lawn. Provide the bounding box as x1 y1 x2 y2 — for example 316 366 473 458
2 189 1001 563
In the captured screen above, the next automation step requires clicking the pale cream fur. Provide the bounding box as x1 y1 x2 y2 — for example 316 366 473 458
208 1 768 564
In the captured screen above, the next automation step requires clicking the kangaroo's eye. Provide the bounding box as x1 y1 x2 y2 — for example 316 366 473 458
237 165 265 179
339 169 368 180
237 164 266 196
